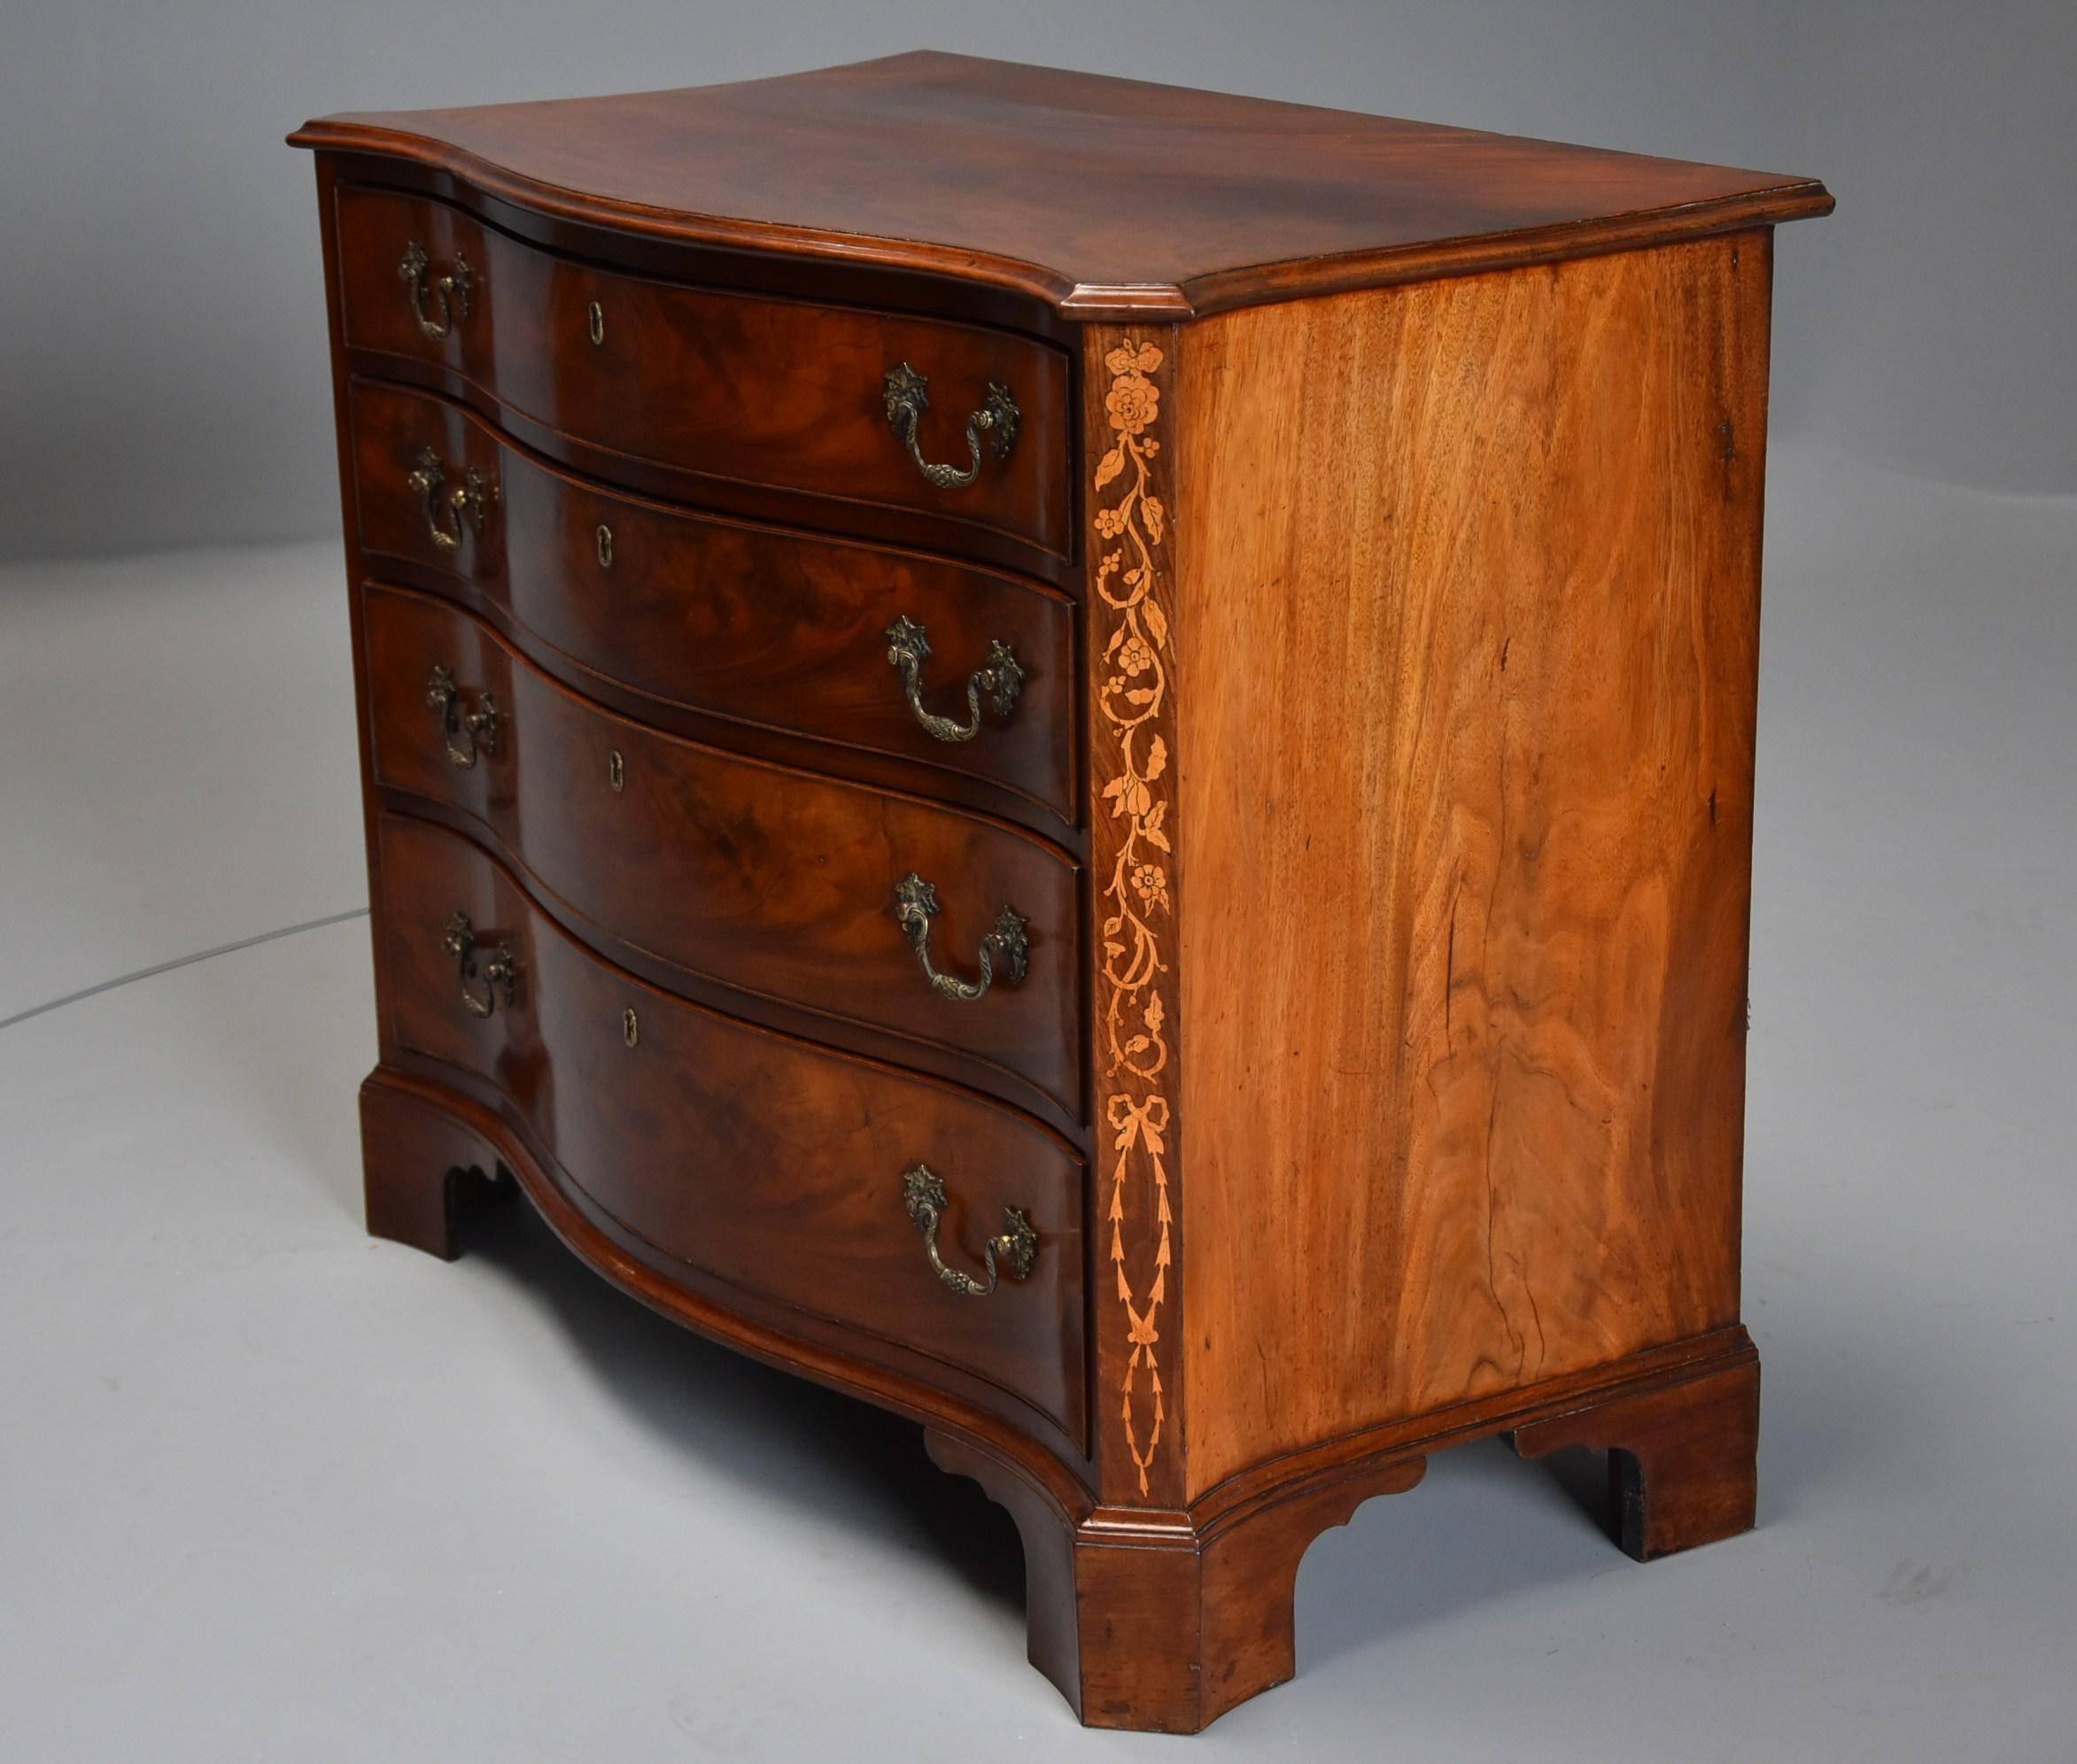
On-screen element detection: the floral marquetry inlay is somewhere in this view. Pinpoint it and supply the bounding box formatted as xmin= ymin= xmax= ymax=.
xmin=1092 ymin=336 xmax=1177 ymax=1499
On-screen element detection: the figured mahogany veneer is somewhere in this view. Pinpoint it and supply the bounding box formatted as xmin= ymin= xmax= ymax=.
xmin=377 ymin=813 xmax=1088 ymax=1447
xmin=335 ymin=184 xmax=1073 ymax=560
xmin=298 ymin=52 xmax=1829 ymax=1734
xmin=361 ymin=583 xmax=1082 ymax=1122
xmin=349 ymin=381 xmax=1076 ymax=825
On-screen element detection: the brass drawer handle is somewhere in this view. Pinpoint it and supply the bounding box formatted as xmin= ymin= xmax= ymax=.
xmin=893 ymin=873 xmax=1027 ymax=1002
xmin=441 ymin=911 xmax=518 ymax=1018
xmin=398 ymin=241 xmax=471 ymax=339
xmin=882 ymin=363 xmax=1019 ymax=489
xmin=425 ymin=665 xmax=500 ymax=769
xmin=884 ymin=616 xmax=1024 ymax=743
xmin=902 ymin=1164 xmax=1036 ymax=1298
xmin=406 ymin=447 xmax=497 ymax=553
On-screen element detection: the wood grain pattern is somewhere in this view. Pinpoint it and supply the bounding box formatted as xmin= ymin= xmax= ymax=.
xmin=1083 ymin=328 xmax=1185 ymax=1506
xmin=376 ymin=813 xmax=1087 ymax=1443
xmin=349 ymin=381 xmax=1078 ymax=824
xmin=293 ymin=51 xmax=1832 ymax=318
xmin=1174 ymin=234 xmax=1771 ymax=1497
xmin=334 ymin=182 xmax=1073 ymax=559
xmin=362 ymin=584 xmax=1083 ymax=1120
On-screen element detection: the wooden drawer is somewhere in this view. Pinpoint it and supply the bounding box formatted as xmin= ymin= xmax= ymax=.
xmin=364 ymin=584 xmax=1082 ymax=1118
xmin=349 ymin=380 xmax=1075 ymax=824
xmin=335 ymin=185 xmax=1071 ymax=558
xmin=376 ymin=813 xmax=1085 ymax=1443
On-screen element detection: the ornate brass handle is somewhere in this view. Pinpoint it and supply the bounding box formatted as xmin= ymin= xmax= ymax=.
xmin=442 ymin=911 xmax=517 ymax=1018
xmin=893 ymin=873 xmax=1027 ymax=1002
xmin=902 ymin=1164 xmax=1037 ymax=1298
xmin=425 ymin=665 xmax=500 ymax=769
xmin=884 ymin=615 xmax=1024 ymax=743
xmin=882 ymin=363 xmax=1019 ymax=489
xmin=398 ymin=241 xmax=472 ymax=339
xmin=406 ymin=447 xmax=496 ymax=553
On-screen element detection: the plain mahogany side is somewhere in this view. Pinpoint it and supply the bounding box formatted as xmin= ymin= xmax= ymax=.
xmin=334 ymin=183 xmax=1073 ymax=560
xmin=349 ymin=381 xmax=1078 ymax=824
xmin=1172 ymin=233 xmax=1770 ymax=1497
xmin=362 ymin=584 xmax=1084 ymax=1123
xmin=375 ymin=813 xmax=1088 ymax=1445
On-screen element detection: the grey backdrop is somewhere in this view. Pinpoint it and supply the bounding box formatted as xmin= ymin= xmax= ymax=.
xmin=2 ymin=0 xmax=2073 ymax=563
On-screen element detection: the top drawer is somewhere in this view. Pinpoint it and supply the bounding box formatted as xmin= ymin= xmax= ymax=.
xmin=334 ymin=186 xmax=1073 ymax=560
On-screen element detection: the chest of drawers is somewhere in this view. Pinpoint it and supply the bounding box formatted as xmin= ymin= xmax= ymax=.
xmin=293 ymin=52 xmax=1829 ymax=1732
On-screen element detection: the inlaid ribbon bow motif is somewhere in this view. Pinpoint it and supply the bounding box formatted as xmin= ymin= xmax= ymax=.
xmin=1093 ymin=337 xmax=1174 ymax=1497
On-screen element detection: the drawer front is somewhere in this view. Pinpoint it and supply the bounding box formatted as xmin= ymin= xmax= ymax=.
xmin=365 ymin=584 xmax=1082 ymax=1118
xmin=336 ymin=186 xmax=1071 ymax=557
xmin=350 ymin=381 xmax=1075 ymax=823
xmin=377 ymin=814 xmax=1085 ymax=1442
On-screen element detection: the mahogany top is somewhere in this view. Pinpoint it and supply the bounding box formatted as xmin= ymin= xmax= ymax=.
xmin=292 ymin=50 xmax=1833 ymax=319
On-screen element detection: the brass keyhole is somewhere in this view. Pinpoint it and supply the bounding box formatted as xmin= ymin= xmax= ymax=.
xmin=608 ymin=749 xmax=624 ymax=793
xmin=587 ymin=301 xmax=605 ymax=345
xmin=595 ymin=523 xmax=614 ymax=569
xmin=623 ymin=1007 xmax=639 ymax=1048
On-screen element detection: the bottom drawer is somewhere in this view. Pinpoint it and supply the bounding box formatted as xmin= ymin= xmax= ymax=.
xmin=376 ymin=812 xmax=1086 ymax=1443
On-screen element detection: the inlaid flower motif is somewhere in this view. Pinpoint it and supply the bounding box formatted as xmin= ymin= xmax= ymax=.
xmin=1112 ymin=775 xmax=1154 ymax=818
xmin=1093 ymin=331 xmax=1174 ymax=1501
xmin=1104 ymin=339 xmax=1165 ymax=379
xmin=1106 ymin=371 xmax=1160 ymax=437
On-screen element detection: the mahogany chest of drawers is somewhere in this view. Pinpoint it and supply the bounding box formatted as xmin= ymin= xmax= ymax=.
xmin=292 ymin=52 xmax=1830 ymax=1732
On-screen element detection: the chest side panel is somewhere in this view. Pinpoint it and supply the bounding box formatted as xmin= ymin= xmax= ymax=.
xmin=1174 ymin=235 xmax=1772 ymax=1497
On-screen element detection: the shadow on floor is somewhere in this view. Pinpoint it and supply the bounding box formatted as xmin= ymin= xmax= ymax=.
xmin=440 ymin=1182 xmax=1807 ymax=1692
xmin=455 ymin=1188 xmax=1027 ymax=1618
